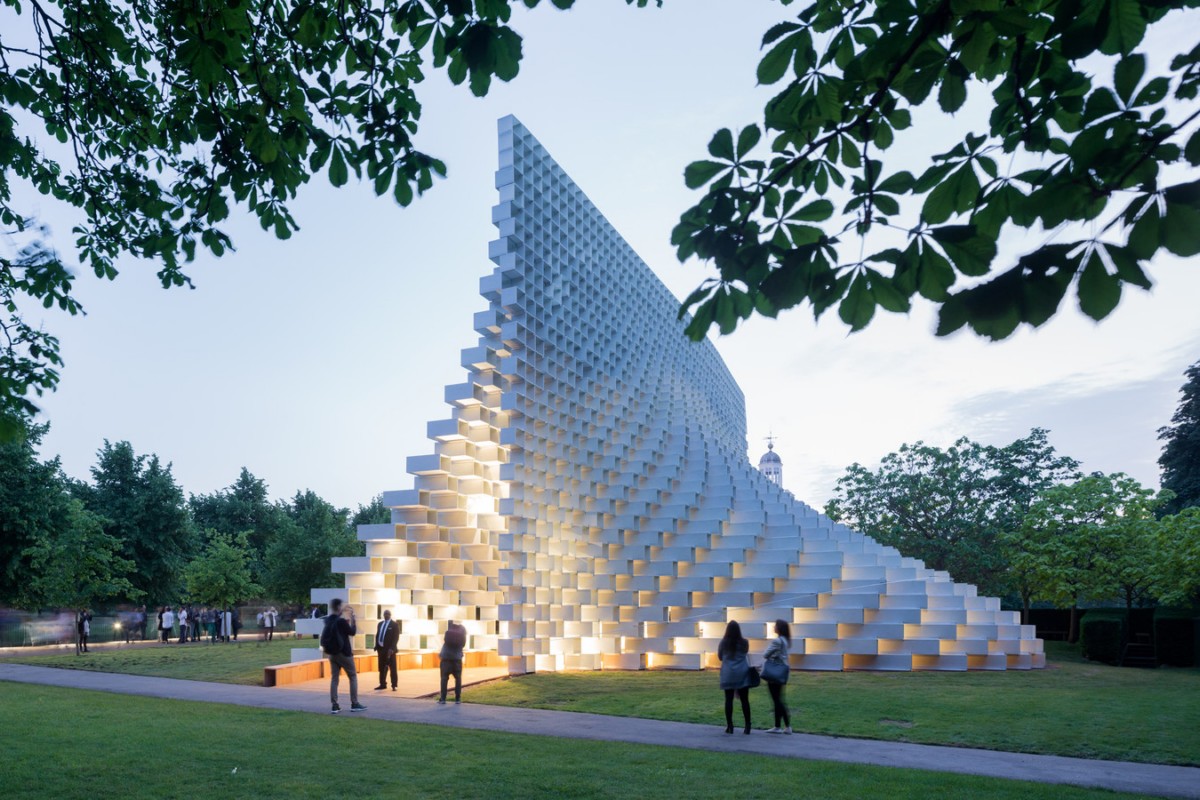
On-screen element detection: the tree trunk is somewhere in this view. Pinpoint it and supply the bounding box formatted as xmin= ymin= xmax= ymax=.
xmin=1021 ymin=591 xmax=1032 ymax=627
xmin=1068 ymin=605 xmax=1080 ymax=644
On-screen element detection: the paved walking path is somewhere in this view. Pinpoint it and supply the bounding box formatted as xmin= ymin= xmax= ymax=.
xmin=2 ymin=663 xmax=1197 ymax=799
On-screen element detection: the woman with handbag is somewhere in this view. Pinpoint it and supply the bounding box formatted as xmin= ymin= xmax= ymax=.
xmin=718 ymin=620 xmax=756 ymax=735
xmin=762 ymin=619 xmax=792 ymax=734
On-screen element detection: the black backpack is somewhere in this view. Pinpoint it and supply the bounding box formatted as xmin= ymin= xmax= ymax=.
xmin=320 ymin=615 xmax=342 ymax=655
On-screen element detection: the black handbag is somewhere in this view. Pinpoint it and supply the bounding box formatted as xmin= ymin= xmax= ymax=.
xmin=746 ymin=665 xmax=762 ymax=688
xmin=762 ymin=658 xmax=790 ymax=684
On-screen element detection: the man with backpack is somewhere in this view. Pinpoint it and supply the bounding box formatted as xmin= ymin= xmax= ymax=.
xmin=321 ymin=598 xmax=365 ymax=715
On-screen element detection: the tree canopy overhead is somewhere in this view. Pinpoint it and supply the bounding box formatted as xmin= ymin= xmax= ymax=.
xmin=0 ymin=0 xmax=657 ymax=430
xmin=6 ymin=0 xmax=1197 ymax=438
xmin=677 ymin=0 xmax=1200 ymax=342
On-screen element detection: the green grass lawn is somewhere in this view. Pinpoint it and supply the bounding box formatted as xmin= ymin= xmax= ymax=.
xmin=6 ymin=637 xmax=304 ymax=685
xmin=10 ymin=639 xmax=1197 ymax=767
xmin=4 ymin=683 xmax=1156 ymax=800
xmin=465 ymin=643 xmax=1200 ymax=766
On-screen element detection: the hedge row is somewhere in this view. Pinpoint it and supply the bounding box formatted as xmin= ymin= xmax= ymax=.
xmin=1072 ymin=608 xmax=1197 ymax=667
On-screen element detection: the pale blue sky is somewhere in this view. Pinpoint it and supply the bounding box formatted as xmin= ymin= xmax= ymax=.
xmin=18 ymin=1 xmax=1200 ymax=511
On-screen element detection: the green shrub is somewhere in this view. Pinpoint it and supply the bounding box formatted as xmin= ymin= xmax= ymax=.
xmin=1154 ymin=608 xmax=1197 ymax=667
xmin=1080 ymin=613 xmax=1126 ymax=665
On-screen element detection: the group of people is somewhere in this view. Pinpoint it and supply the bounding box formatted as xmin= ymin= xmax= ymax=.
xmin=119 ymin=607 xmax=148 ymax=642
xmin=155 ymin=606 xmax=240 ymax=643
xmin=718 ymin=619 xmax=793 ymax=735
xmin=321 ymin=599 xmax=468 ymax=714
xmin=320 ymin=601 xmax=794 ymax=731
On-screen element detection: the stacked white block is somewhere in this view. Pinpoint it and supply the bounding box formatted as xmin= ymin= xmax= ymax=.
xmin=309 ymin=116 xmax=1044 ymax=672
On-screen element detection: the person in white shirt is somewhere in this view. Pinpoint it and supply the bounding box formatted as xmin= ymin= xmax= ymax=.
xmin=161 ymin=607 xmax=175 ymax=643
xmin=177 ymin=607 xmax=189 ymax=643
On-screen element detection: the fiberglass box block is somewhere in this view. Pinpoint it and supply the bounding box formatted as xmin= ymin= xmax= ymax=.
xmin=913 ymin=653 xmax=969 ymax=671
xmin=845 ymin=653 xmax=912 ymax=671
xmin=792 ymin=653 xmax=845 ymax=671
xmin=968 ymin=653 xmax=1010 ymax=670
xmin=331 ymin=557 xmax=372 ymax=573
xmin=1006 ymin=653 xmax=1035 ymax=670
xmin=356 ymin=523 xmax=395 ymax=541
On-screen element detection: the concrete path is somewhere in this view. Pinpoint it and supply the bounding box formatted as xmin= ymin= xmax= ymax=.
xmin=2 ymin=663 xmax=1197 ymax=799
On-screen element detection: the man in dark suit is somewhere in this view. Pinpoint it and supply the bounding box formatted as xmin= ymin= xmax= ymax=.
xmin=374 ymin=609 xmax=400 ymax=691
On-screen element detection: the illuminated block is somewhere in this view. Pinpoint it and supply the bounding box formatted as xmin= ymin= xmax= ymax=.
xmin=968 ymin=653 xmax=1009 ymax=670
xmin=913 ymin=654 xmax=968 ymax=671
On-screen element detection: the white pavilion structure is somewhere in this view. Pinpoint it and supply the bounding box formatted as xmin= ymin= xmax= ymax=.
xmin=297 ymin=117 xmax=1044 ymax=674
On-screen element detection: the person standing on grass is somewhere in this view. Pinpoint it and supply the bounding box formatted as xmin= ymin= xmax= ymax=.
xmin=437 ymin=620 xmax=467 ymax=704
xmin=264 ymin=607 xmax=278 ymax=641
xmin=136 ymin=606 xmax=147 ymax=641
xmin=76 ymin=609 xmax=91 ymax=654
xmin=374 ymin=609 xmax=400 ymax=692
xmin=161 ymin=606 xmax=175 ymax=643
xmin=762 ymin=619 xmax=792 ymax=735
xmin=322 ymin=598 xmax=365 ymax=714
xmin=177 ymin=606 xmax=189 ymax=643
xmin=718 ymin=620 xmax=754 ymax=735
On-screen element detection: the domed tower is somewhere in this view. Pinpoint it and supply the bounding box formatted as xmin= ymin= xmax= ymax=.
xmin=758 ymin=436 xmax=783 ymax=486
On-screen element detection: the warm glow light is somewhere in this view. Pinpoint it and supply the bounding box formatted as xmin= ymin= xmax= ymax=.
xmin=466 ymin=494 xmax=494 ymax=515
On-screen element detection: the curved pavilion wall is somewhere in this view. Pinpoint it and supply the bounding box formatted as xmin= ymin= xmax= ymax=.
xmin=303 ymin=116 xmax=1044 ymax=673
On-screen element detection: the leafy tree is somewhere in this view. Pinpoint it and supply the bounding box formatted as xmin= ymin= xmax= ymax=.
xmin=1147 ymin=506 xmax=1200 ymax=607
xmin=678 ymin=0 xmax=1200 ymax=342
xmin=263 ymin=489 xmax=359 ymax=607
xmin=18 ymin=497 xmax=138 ymax=612
xmin=76 ymin=441 xmax=196 ymax=604
xmin=0 ymin=414 xmax=66 ymax=603
xmin=1159 ymin=359 xmax=1200 ymax=515
xmin=0 ymin=414 xmax=136 ymax=615
xmin=0 ymin=0 xmax=657 ymax=426
xmin=351 ymin=494 xmax=392 ymax=529
xmin=189 ymin=467 xmax=291 ymax=575
xmin=183 ymin=530 xmax=262 ymax=609
xmin=825 ymin=428 xmax=1078 ymax=597
xmin=1008 ymin=473 xmax=1158 ymax=641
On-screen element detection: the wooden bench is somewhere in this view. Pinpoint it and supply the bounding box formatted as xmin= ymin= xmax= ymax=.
xmin=263 ymin=653 xmax=378 ymax=687
xmin=264 ymin=650 xmax=502 ymax=686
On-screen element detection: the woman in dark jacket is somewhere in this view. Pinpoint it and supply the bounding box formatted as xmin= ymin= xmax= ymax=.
xmin=762 ymin=619 xmax=792 ymax=734
xmin=718 ymin=620 xmax=753 ymax=734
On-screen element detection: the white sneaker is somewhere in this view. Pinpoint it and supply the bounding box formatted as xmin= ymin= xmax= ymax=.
xmin=767 ymin=727 xmax=783 ymax=734
xmin=784 ymin=727 xmax=793 ymax=734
